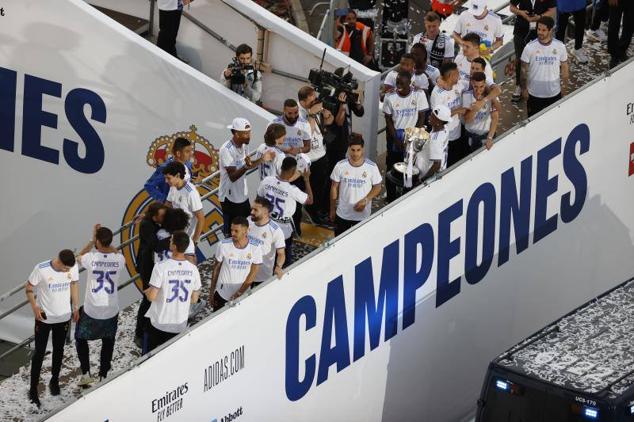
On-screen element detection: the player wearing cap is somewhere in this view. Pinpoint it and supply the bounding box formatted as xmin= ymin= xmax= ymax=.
xmin=520 ymin=16 xmax=569 ymax=117
xmin=74 ymin=225 xmax=126 ymax=386
xmin=144 ymin=137 xmax=195 ymax=202
xmin=163 ymin=161 xmax=204 ymax=249
xmin=210 ymin=217 xmax=262 ymax=310
xmin=143 ymin=231 xmax=201 ymax=353
xmin=463 ymin=72 xmax=500 ymax=152
xmin=272 ymin=99 xmax=311 ymax=157
xmin=219 ymin=117 xmax=257 ymax=237
xmin=329 ymin=134 xmax=382 ymax=236
xmin=453 ymin=0 xmax=504 ymax=57
xmin=248 ymin=196 xmax=286 ymax=287
xmin=415 ymin=105 xmax=452 ymax=183
xmin=26 ymin=249 xmax=80 ymax=407
xmin=257 ymin=157 xmax=313 ymax=266
xmin=384 ymin=70 xmax=429 ymax=203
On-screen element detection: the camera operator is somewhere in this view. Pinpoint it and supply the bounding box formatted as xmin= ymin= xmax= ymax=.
xmin=221 ymin=44 xmax=262 ymax=104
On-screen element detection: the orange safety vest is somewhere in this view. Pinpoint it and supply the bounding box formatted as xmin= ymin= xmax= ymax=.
xmin=336 ymin=22 xmax=371 ymax=56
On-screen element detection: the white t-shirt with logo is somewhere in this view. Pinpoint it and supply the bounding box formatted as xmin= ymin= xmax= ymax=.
xmin=80 ymin=252 xmax=126 ymax=320
xmin=214 ymin=239 xmax=263 ymax=300
xmin=453 ymin=11 xmax=504 ymax=51
xmin=415 ymin=128 xmax=450 ymax=177
xmin=462 ymin=90 xmax=494 ymax=135
xmin=146 ymin=258 xmax=201 ymax=333
xmin=257 ymin=176 xmax=308 ymax=238
xmin=521 ymin=38 xmax=568 ymax=98
xmin=154 ymin=229 xmax=196 ymax=264
xmin=454 ymin=53 xmax=494 ymax=85
xmin=248 ymin=217 xmax=286 ymax=282
xmin=300 ymin=107 xmax=326 ymax=162
xmin=431 ymin=80 xmax=470 ymax=141
xmin=383 ymin=90 xmax=429 ymax=130
xmin=411 ymin=32 xmax=456 ymax=61
xmin=28 ymin=261 xmax=79 ymax=324
xmin=331 ymin=159 xmax=383 ymax=221
xmin=167 ymin=181 xmax=203 ymax=236
xmin=158 ymin=0 xmax=182 ymax=11
xmin=254 ymin=144 xmax=285 ymax=181
xmin=219 ymin=140 xmax=249 ymax=203
xmin=272 ymin=116 xmax=311 ymax=156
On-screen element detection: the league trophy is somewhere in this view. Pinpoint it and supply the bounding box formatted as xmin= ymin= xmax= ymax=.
xmin=388 ymin=126 xmax=430 ymax=191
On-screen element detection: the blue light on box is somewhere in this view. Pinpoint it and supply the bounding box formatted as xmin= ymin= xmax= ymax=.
xmin=583 ymin=407 xmax=598 ymax=419
xmin=495 ymin=380 xmax=509 ymax=391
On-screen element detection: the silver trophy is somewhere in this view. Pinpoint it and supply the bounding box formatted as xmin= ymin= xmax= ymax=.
xmin=392 ymin=126 xmax=430 ymax=178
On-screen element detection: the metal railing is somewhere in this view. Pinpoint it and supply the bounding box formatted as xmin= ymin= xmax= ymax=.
xmin=0 ymin=161 xmax=257 ymax=362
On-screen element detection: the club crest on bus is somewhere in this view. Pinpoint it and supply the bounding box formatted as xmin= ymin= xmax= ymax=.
xmin=119 ymin=125 xmax=225 ymax=290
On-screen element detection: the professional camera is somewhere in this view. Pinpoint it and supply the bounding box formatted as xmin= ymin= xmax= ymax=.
xmin=307 ymin=50 xmax=360 ymax=114
xmin=228 ymin=57 xmax=256 ymax=86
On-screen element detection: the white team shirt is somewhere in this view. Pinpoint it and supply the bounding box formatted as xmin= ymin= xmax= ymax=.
xmin=454 ymin=53 xmax=494 ymax=85
xmin=412 ymin=32 xmax=456 ymax=62
xmin=80 ymin=252 xmax=126 ymax=320
xmin=272 ymin=116 xmax=311 ymax=156
xmin=154 ymin=229 xmax=196 ymax=263
xmin=383 ymin=90 xmax=429 ymax=130
xmin=331 ymin=159 xmax=382 ymax=221
xmin=299 ymin=106 xmax=326 ymax=162
xmin=520 ymin=38 xmax=568 ymax=98
xmin=462 ymin=90 xmax=494 ymax=135
xmin=146 ymin=258 xmax=201 ymax=333
xmin=257 ymin=176 xmax=308 ymax=239
xmin=219 ymin=139 xmax=249 ymax=203
xmin=384 ymin=66 xmax=440 ymax=93
xmin=453 ymin=11 xmax=504 ymax=51
xmin=254 ymin=144 xmax=285 ymax=181
xmin=248 ymin=217 xmax=286 ymax=282
xmin=415 ymin=128 xmax=450 ymax=177
xmin=214 ymin=239 xmax=263 ymax=300
xmin=430 ymin=80 xmax=470 ymax=141
xmin=28 ymin=261 xmax=79 ymax=324
xmin=167 ymin=181 xmax=203 ymax=236
xmin=158 ymin=0 xmax=182 ymax=11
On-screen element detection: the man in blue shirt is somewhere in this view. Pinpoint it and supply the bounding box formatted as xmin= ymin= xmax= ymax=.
xmin=144 ymin=137 xmax=194 ymax=202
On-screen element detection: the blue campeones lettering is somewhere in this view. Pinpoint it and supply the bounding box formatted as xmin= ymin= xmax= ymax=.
xmin=284 ymin=123 xmax=590 ymax=401
xmin=0 ymin=67 xmax=106 ymax=174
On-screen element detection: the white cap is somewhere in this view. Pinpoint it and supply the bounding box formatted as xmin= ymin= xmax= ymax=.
xmin=468 ymin=0 xmax=487 ymax=15
xmin=227 ymin=117 xmax=252 ymax=131
xmin=432 ymin=105 xmax=452 ymax=123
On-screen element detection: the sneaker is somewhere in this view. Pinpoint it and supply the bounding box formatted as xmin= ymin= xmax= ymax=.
xmin=572 ymin=48 xmax=589 ymax=64
xmin=586 ymin=28 xmax=607 ymax=42
xmin=78 ymin=373 xmax=95 ymax=387
xmin=49 ymin=379 xmax=60 ymax=396
xmin=511 ymin=85 xmax=522 ymax=102
xmin=29 ymin=389 xmax=41 ymax=408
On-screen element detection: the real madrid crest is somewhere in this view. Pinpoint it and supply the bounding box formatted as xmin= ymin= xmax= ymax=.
xmin=262 ymin=232 xmax=267 ymax=239
xmin=553 ymin=49 xmax=557 ymax=54
xmin=362 ymin=171 xmax=367 ymax=178
xmin=247 ymin=253 xmax=252 ymax=259
xmin=484 ymin=25 xmax=489 ymax=31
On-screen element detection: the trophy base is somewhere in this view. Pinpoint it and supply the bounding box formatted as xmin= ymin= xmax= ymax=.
xmin=392 ymin=162 xmax=420 ymax=176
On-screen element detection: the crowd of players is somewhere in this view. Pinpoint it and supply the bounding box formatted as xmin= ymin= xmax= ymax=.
xmin=23 ymin=0 xmax=633 ymax=408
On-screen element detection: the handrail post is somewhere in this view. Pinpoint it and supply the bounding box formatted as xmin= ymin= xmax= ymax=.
xmin=149 ymin=0 xmax=156 ymax=38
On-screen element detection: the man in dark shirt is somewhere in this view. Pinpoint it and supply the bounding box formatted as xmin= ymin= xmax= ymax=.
xmin=134 ymin=202 xmax=167 ymax=347
xmin=510 ymin=0 xmax=556 ymax=102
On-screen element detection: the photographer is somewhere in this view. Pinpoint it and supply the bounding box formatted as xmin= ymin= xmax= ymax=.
xmin=221 ymin=44 xmax=262 ymax=104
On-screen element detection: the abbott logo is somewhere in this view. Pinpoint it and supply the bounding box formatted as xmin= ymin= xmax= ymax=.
xmin=213 ymin=406 xmax=243 ymax=422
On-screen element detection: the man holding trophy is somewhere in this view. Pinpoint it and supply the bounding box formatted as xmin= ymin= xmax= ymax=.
xmin=383 ymin=70 xmax=428 ymax=203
